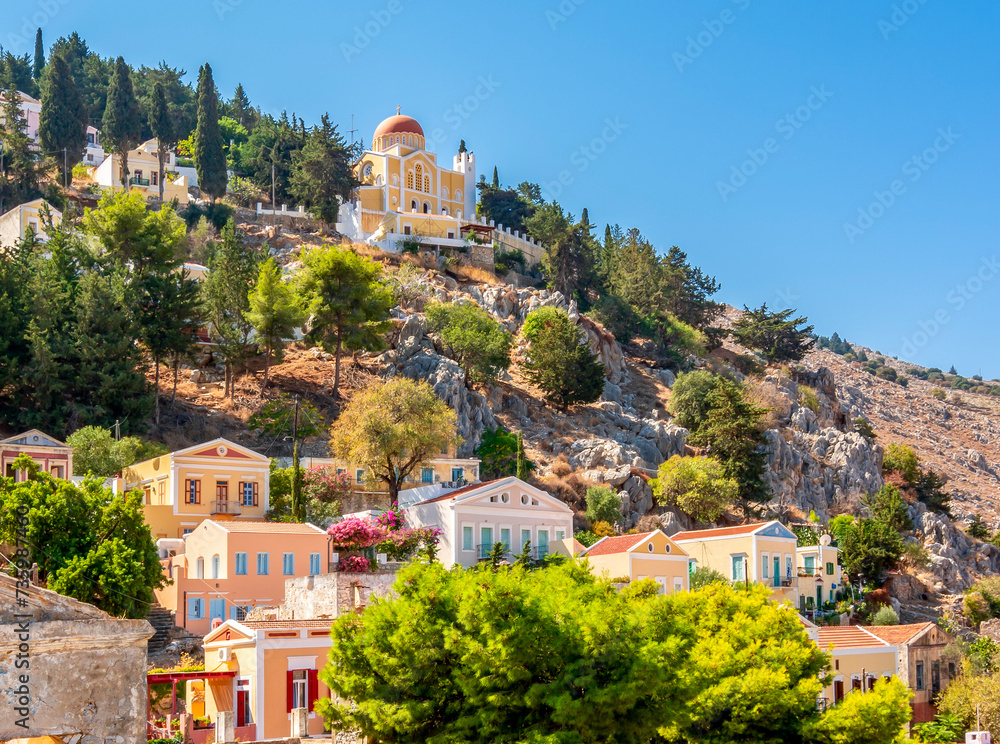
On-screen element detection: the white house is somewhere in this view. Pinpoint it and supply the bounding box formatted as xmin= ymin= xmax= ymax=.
xmin=93 ymin=138 xmax=189 ymax=203
xmin=83 ymin=126 xmax=106 ymax=166
xmin=404 ymin=476 xmax=575 ymax=568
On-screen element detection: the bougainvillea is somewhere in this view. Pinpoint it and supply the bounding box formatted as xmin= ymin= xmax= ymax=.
xmin=376 ymin=503 xmax=405 ymax=531
xmin=340 ymin=555 xmax=371 ymax=573
xmin=327 ymin=517 xmax=387 ymax=549
xmin=375 ymin=527 xmax=442 ymax=561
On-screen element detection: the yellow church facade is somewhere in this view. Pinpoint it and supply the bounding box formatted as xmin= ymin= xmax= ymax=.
xmin=338 ymin=111 xmax=544 ymax=265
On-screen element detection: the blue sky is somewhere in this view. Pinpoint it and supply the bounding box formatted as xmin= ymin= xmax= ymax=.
xmin=7 ymin=0 xmax=999 ymax=376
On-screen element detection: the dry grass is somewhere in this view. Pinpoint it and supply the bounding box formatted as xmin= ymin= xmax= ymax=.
xmin=745 ymin=377 xmax=793 ymax=429
xmin=450 ymin=263 xmax=503 ymax=286
xmin=551 ymin=453 xmax=572 ymax=478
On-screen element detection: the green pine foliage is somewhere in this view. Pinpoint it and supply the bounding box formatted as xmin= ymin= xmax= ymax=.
xmin=38 ymin=51 xmax=88 ymax=185
xmin=147 ymin=81 xmax=176 ymax=202
xmin=194 ymin=63 xmax=227 ymax=200
xmin=475 ymin=427 xmax=533 ymax=480
xmin=289 ymin=113 xmax=355 ymax=222
xmin=102 ymin=56 xmax=142 ymax=188
xmin=426 ymin=301 xmax=511 ymax=384
xmin=521 ymin=306 xmax=605 ymax=408
xmin=245 ymin=257 xmax=303 ymax=390
xmin=66 ymin=426 xmax=167 ymax=478
xmin=731 ymin=303 xmax=816 ymax=363
xmin=32 ymin=29 xmax=45 ymax=80
xmin=0 ymin=68 xmax=43 ymax=208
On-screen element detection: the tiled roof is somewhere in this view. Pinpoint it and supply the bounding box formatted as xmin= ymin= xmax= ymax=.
xmin=583 ymin=532 xmax=656 ymax=557
xmin=861 ymin=623 xmax=933 ymax=645
xmin=815 ymin=626 xmax=890 ymax=649
xmin=672 ymin=522 xmax=771 ymax=541
xmin=417 ymin=479 xmax=499 ymax=504
xmin=241 ymin=619 xmax=334 ymax=629
xmin=214 ymin=521 xmax=326 ymax=534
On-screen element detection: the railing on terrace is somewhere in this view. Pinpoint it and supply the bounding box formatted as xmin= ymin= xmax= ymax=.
xmin=130 ymin=177 xmax=150 ymax=186
xmin=211 ymin=500 xmax=241 ymax=516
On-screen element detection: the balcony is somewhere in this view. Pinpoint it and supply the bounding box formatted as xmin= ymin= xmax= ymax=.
xmin=130 ymin=176 xmax=150 ymax=186
xmin=211 ymin=500 xmax=241 ymax=516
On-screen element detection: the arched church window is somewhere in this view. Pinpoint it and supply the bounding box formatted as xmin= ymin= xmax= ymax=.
xmin=423 ymin=202 xmax=431 ymax=214
xmin=407 ymin=171 xmax=414 ymax=189
xmin=424 ymin=175 xmax=430 ymax=192
xmin=415 ymin=164 xmax=423 ymax=192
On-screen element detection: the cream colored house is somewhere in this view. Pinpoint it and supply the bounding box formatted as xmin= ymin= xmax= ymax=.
xmin=797 ymin=538 xmax=844 ymax=613
xmin=93 ymin=138 xmax=189 ymax=203
xmin=403 ymin=476 xmax=574 ymax=568
xmin=803 ymin=622 xmax=898 ymax=708
xmin=124 ymin=438 xmax=271 ymax=539
xmin=673 ymin=521 xmax=799 ymax=606
xmin=580 ymin=529 xmax=690 ymax=594
xmin=0 ymin=198 xmax=62 ymax=247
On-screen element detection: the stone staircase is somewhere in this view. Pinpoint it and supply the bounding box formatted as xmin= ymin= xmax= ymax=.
xmin=146 ymin=603 xmax=177 ymax=654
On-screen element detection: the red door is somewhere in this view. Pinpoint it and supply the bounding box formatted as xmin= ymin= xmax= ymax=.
xmin=236 ymin=689 xmax=250 ymax=726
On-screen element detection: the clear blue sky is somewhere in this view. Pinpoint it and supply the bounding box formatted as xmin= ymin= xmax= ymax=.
xmin=8 ymin=0 xmax=1000 ymax=377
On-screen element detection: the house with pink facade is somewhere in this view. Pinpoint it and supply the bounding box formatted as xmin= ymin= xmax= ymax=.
xmin=403 ymin=476 xmax=575 ymax=568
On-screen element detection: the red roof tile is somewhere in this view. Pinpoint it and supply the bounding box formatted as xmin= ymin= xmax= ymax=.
xmin=816 ymin=626 xmax=890 ymax=649
xmin=861 ymin=623 xmax=933 ymax=645
xmin=584 ymin=531 xmax=656 ymax=557
xmin=672 ymin=522 xmax=772 ymax=542
xmin=213 ymin=521 xmax=326 ymax=535
xmin=241 ymin=619 xmax=334 ymax=629
xmin=415 ymin=479 xmax=500 ymax=504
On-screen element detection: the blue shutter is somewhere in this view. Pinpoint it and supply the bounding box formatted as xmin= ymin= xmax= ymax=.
xmin=229 ymin=605 xmax=239 ymax=620
xmin=210 ymin=598 xmax=225 ymax=623
xmin=310 ymin=553 xmax=321 ymax=575
xmin=188 ymin=597 xmax=199 ymax=620
xmin=257 ymin=552 xmax=268 ymax=575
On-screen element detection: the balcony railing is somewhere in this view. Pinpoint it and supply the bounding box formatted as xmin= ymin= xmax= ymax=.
xmin=211 ymin=500 xmax=241 ymax=515
xmin=130 ymin=176 xmax=150 ymax=186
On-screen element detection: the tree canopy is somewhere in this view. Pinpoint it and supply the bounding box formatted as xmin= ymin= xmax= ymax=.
xmin=521 ymin=306 xmax=605 ymax=408
xmin=653 ymin=454 xmax=738 ymax=523
xmin=426 ymin=301 xmax=511 ymax=385
xmin=731 ymin=304 xmax=816 ymax=364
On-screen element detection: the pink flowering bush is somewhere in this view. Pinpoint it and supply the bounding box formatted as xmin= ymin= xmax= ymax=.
xmin=376 ymin=503 xmax=405 ymax=530
xmin=340 ymin=555 xmax=371 ymax=573
xmin=327 ymin=517 xmax=387 ymax=549
xmin=375 ymin=526 xmax=442 ymax=561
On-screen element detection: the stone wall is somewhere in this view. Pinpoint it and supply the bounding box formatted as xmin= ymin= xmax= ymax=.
xmin=266 ymin=566 xmax=403 ymax=621
xmin=0 ymin=574 xmax=154 ymax=744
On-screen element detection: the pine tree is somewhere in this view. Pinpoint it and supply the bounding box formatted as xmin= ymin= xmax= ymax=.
xmin=38 ymin=51 xmax=88 ymax=186
xmin=147 ymin=81 xmax=175 ymax=202
xmin=458 ymin=139 xmax=467 ymax=154
xmin=521 ymin=306 xmax=605 ymax=409
xmin=245 ymin=257 xmax=303 ymax=390
xmin=102 ymin=57 xmax=141 ymax=189
xmin=32 ymin=29 xmax=45 ymax=80
xmin=289 ymin=114 xmax=355 ymax=223
xmin=0 ymin=71 xmax=42 ymax=210
xmin=731 ymin=304 xmax=815 ymax=364
xmin=228 ymin=83 xmax=253 ymax=128
xmin=195 ymin=63 xmax=227 ymax=200
xmin=491 ymin=165 xmax=499 ymax=189
xmin=581 ymin=207 xmax=590 ymax=231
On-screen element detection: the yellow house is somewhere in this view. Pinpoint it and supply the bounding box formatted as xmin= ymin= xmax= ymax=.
xmin=124 ymin=438 xmax=271 ymax=539
xmin=93 ymin=138 xmax=189 ymax=203
xmin=202 ymin=618 xmax=333 ymax=740
xmin=804 ymin=622 xmax=898 ymax=708
xmin=337 ymin=111 xmax=544 ymax=265
xmin=673 ymin=521 xmax=799 ymax=606
xmin=580 ymin=530 xmax=690 ymax=594
xmin=0 ymin=198 xmax=62 ymax=247
xmin=797 ymin=537 xmax=844 ymax=613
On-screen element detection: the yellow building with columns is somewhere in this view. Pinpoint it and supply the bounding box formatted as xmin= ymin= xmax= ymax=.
xmin=338 ymin=110 xmax=544 ymax=264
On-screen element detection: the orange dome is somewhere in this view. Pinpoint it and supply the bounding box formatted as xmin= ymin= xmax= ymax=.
xmin=373 ymin=114 xmax=424 ymax=138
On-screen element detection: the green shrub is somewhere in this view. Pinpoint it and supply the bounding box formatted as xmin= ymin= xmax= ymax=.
xmin=591 ymin=295 xmax=641 ymax=344
xmin=883 ymin=442 xmax=920 ymax=484
xmin=521 ymin=306 xmax=605 ymax=408
xmin=798 ymin=386 xmax=820 ymax=414
xmin=870 ymin=605 xmax=900 ymax=625
xmin=853 ymin=417 xmax=877 ymax=441
xmin=930 ymin=387 xmax=947 ymax=400
xmin=968 ymin=514 xmax=991 ymax=540
xmin=585 ymin=486 xmax=622 ymax=526
xmin=667 ymin=370 xmax=720 ymax=430
xmin=689 ymin=565 xmax=729 ymax=590
xmin=652 ymin=455 xmax=737 ymax=523
xmin=574 ymin=530 xmax=599 ymax=548
xmin=426 ymin=301 xmax=511 ymax=384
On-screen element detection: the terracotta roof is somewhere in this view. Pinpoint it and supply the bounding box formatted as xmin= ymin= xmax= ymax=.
xmin=213 ymin=521 xmax=326 ymax=535
xmin=672 ymin=522 xmax=772 ymax=541
xmin=861 ymin=623 xmax=933 ymax=645
xmin=417 ymin=479 xmax=499 ymax=505
xmin=241 ymin=619 xmax=334 ymax=629
xmin=815 ymin=626 xmax=890 ymax=649
xmin=374 ymin=114 xmax=424 ymax=137
xmin=584 ymin=532 xmax=656 ymax=557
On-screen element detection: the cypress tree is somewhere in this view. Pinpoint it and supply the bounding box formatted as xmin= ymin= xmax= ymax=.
xmin=581 ymin=207 xmax=590 ymax=230
xmin=195 ymin=63 xmax=227 ymax=201
xmin=458 ymin=139 xmax=467 ymax=154
xmin=102 ymin=57 xmax=141 ymax=189
xmin=148 ymin=81 xmax=175 ymax=202
xmin=32 ymin=29 xmax=45 ymax=80
xmin=38 ymin=52 xmax=88 ymax=186
xmin=491 ymin=165 xmax=499 ymax=189
xmin=516 ymin=432 xmax=528 ymax=481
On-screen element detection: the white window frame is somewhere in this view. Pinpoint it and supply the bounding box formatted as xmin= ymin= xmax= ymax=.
xmin=500 ymin=526 xmax=511 ymax=551
xmin=234 ymin=552 xmax=247 ymax=575
xmin=309 ymin=553 xmax=321 ymax=576
xmin=257 ymin=552 xmax=269 ymax=575
xmin=211 ymin=555 xmax=220 ymax=579
xmin=283 ymin=552 xmax=294 ymax=576
xmin=731 ymin=554 xmax=745 ymax=582
xmin=196 ymin=557 xmax=204 ymax=580
xmin=761 ymin=552 xmax=769 ymax=580
xmin=461 ymin=525 xmax=473 ymax=552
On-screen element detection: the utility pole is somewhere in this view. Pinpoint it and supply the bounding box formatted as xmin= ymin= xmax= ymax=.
xmin=63 ymin=147 xmax=67 ymax=190
xmin=114 ymin=419 xmax=120 ymax=441
xmin=291 ymin=395 xmax=302 ymax=522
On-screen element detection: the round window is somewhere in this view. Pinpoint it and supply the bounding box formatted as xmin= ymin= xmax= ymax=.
xmin=217 ymin=445 xmax=227 ymax=456
xmin=665 ymin=544 xmax=671 ymax=553
xmin=647 ymin=543 xmax=654 ymax=553
xmin=521 ymin=494 xmax=529 ymax=505
xmin=501 ymin=493 xmax=509 ymax=504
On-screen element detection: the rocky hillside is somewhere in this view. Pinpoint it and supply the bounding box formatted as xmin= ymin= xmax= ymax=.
xmin=153 ymin=237 xmax=1000 ymax=617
